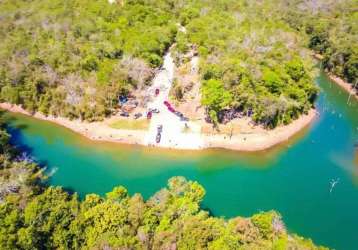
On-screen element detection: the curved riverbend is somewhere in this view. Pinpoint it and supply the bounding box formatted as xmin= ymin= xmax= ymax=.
xmin=2 ymin=72 xmax=358 ymax=250
xmin=0 ymin=52 xmax=317 ymax=152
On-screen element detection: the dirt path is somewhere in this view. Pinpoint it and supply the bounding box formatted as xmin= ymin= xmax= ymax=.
xmin=144 ymin=52 xmax=204 ymax=149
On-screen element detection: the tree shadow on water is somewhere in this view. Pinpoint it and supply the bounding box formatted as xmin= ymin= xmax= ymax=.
xmin=1 ymin=111 xmax=79 ymax=197
xmin=5 ymin=123 xmax=59 ymax=185
xmin=62 ymin=186 xmax=78 ymax=197
xmin=6 ymin=124 xmax=31 ymax=152
xmin=200 ymin=203 xmax=216 ymax=217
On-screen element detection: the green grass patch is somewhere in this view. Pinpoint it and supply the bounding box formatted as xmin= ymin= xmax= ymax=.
xmin=109 ymin=119 xmax=149 ymax=130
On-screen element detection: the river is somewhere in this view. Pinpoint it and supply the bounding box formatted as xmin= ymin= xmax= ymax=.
xmin=2 ymin=72 xmax=358 ymax=250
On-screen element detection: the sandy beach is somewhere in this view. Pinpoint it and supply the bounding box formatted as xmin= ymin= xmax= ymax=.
xmin=313 ymin=53 xmax=357 ymax=101
xmin=0 ymin=102 xmax=147 ymax=145
xmin=202 ymin=109 xmax=317 ymax=151
xmin=327 ymin=74 xmax=358 ymax=101
xmin=0 ymin=102 xmax=317 ymax=152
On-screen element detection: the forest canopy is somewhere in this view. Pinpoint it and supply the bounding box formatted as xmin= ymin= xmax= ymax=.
xmin=277 ymin=0 xmax=357 ymax=85
xmin=0 ymin=0 xmax=177 ymax=121
xmin=174 ymin=1 xmax=318 ymax=127
xmin=0 ymin=0 xmax=356 ymax=127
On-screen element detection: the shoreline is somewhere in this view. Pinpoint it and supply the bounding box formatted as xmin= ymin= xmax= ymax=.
xmin=313 ymin=53 xmax=358 ymax=101
xmin=327 ymin=74 xmax=358 ymax=101
xmin=0 ymin=103 xmax=146 ymax=146
xmin=202 ymin=109 xmax=317 ymax=151
xmin=0 ymin=102 xmax=317 ymax=152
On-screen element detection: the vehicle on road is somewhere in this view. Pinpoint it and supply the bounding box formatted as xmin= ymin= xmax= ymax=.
xmin=163 ymin=101 xmax=170 ymax=107
xmin=156 ymin=133 xmax=161 ymax=143
xmin=155 ymin=88 xmax=160 ymax=96
xmin=134 ymin=113 xmax=142 ymax=119
xmin=180 ymin=116 xmax=189 ymax=122
xmin=147 ymin=111 xmax=152 ymax=120
xmin=156 ymin=124 xmax=163 ymax=143
xmin=150 ymin=108 xmax=160 ymax=114
xmin=172 ymin=110 xmax=188 ymax=121
xmin=120 ymin=112 xmax=129 ymax=117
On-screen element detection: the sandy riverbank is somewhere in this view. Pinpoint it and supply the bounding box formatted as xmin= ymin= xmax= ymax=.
xmin=313 ymin=53 xmax=357 ymax=101
xmin=327 ymin=74 xmax=358 ymax=101
xmin=0 ymin=102 xmax=317 ymax=152
xmin=0 ymin=103 xmax=146 ymax=145
xmin=202 ymin=109 xmax=317 ymax=151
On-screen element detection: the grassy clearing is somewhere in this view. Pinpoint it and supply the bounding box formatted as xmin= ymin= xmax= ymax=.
xmin=109 ymin=119 xmax=149 ymax=130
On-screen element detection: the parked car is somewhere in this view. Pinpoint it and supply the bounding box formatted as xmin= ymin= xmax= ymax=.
xmin=155 ymin=88 xmax=160 ymax=96
xmin=150 ymin=108 xmax=160 ymax=114
xmin=155 ymin=124 xmax=163 ymax=143
xmin=118 ymin=95 xmax=128 ymax=104
xmin=168 ymin=106 xmax=175 ymax=113
xmin=156 ymin=133 xmax=161 ymax=143
xmin=134 ymin=113 xmax=142 ymax=119
xmin=147 ymin=111 xmax=152 ymax=120
xmin=163 ymin=101 xmax=170 ymax=107
xmin=120 ymin=112 xmax=129 ymax=117
xmin=180 ymin=116 xmax=189 ymax=122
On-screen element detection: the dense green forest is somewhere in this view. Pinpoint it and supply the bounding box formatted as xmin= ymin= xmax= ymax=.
xmin=0 ymin=0 xmax=178 ymax=120
xmin=0 ymin=0 xmax=356 ymax=127
xmin=277 ymin=0 xmax=357 ymax=86
xmin=175 ymin=1 xmax=318 ymax=127
xmin=0 ymin=117 xmax=327 ymax=249
xmin=0 ymin=0 xmax=310 ymax=128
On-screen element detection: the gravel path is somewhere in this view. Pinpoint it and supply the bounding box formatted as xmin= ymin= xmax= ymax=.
xmin=144 ymin=53 xmax=204 ymax=149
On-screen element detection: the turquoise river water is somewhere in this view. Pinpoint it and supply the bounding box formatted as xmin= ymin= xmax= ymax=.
xmin=2 ymin=72 xmax=358 ymax=250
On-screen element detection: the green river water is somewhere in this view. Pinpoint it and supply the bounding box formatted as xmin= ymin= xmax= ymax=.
xmin=2 ymin=72 xmax=358 ymax=250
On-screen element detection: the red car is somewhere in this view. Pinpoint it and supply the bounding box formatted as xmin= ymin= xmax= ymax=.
xmin=147 ymin=111 xmax=152 ymax=120
xmin=163 ymin=101 xmax=170 ymax=107
xmin=168 ymin=106 xmax=175 ymax=113
xmin=155 ymin=88 xmax=160 ymax=96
